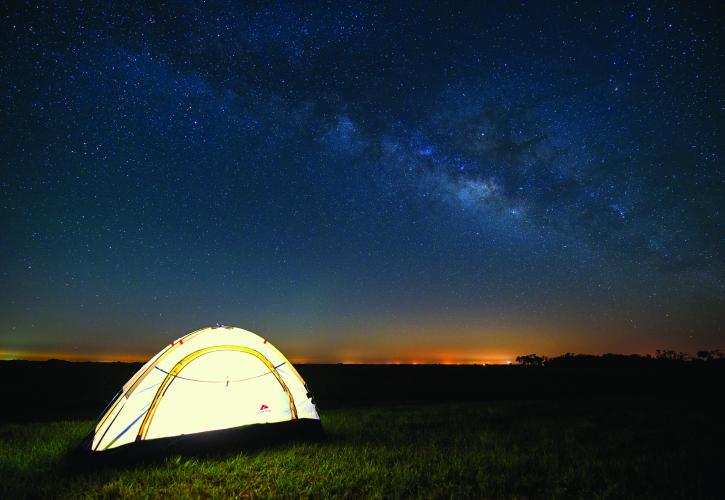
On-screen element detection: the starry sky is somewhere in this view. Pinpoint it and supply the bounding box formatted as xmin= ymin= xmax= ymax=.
xmin=1 ymin=1 xmax=723 ymax=363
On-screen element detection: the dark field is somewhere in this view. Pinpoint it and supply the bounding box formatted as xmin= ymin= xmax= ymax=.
xmin=1 ymin=361 xmax=723 ymax=498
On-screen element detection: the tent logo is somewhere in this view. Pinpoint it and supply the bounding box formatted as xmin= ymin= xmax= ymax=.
xmin=258 ymin=404 xmax=270 ymax=412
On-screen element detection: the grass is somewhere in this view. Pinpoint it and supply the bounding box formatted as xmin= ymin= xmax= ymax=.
xmin=0 ymin=399 xmax=722 ymax=498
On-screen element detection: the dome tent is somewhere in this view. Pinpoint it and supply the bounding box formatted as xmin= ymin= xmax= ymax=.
xmin=87 ymin=325 xmax=321 ymax=454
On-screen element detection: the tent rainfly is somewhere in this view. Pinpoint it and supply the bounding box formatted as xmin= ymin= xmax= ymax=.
xmin=87 ymin=325 xmax=320 ymax=452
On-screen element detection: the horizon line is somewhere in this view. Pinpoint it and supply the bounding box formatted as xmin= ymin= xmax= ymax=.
xmin=1 ymin=349 xmax=702 ymax=365
xmin=0 ymin=352 xmax=514 ymax=365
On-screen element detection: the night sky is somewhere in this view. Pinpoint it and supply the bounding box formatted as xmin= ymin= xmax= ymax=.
xmin=1 ymin=1 xmax=723 ymax=363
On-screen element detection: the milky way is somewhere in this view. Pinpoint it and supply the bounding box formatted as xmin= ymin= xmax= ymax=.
xmin=1 ymin=1 xmax=722 ymax=361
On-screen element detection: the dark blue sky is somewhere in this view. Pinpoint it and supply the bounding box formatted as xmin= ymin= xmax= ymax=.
xmin=1 ymin=1 xmax=723 ymax=362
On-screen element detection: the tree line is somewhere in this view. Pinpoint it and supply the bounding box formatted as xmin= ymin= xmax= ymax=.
xmin=515 ymin=349 xmax=724 ymax=367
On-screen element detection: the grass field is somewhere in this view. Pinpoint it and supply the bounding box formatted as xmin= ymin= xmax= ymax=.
xmin=1 ymin=398 xmax=722 ymax=498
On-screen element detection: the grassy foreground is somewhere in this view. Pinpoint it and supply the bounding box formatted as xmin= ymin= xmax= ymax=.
xmin=0 ymin=399 xmax=721 ymax=498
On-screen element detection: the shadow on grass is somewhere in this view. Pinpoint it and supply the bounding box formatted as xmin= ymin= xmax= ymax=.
xmin=61 ymin=418 xmax=325 ymax=472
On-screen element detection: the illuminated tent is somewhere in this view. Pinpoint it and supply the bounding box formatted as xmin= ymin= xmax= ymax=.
xmin=88 ymin=325 xmax=320 ymax=452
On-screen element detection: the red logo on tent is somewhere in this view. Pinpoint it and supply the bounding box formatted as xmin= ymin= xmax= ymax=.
xmin=259 ymin=404 xmax=269 ymax=411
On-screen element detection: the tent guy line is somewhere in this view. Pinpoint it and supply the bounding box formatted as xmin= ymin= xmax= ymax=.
xmin=152 ymin=362 xmax=286 ymax=384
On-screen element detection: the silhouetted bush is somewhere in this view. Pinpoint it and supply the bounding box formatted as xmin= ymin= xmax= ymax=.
xmin=515 ymin=354 xmax=547 ymax=366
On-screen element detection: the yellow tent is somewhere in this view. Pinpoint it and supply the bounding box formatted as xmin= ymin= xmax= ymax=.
xmin=89 ymin=325 xmax=320 ymax=452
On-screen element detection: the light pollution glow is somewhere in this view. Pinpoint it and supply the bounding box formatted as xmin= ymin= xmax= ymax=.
xmin=0 ymin=349 xmax=515 ymax=365
xmin=0 ymin=317 xmax=684 ymax=365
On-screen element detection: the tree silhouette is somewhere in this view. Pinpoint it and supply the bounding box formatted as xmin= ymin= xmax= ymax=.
xmin=696 ymin=349 xmax=724 ymax=362
xmin=515 ymin=354 xmax=546 ymax=366
xmin=655 ymin=350 xmax=689 ymax=362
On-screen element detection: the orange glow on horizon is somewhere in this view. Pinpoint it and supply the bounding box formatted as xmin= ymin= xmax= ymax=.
xmin=1 ymin=319 xmax=673 ymax=366
xmin=1 ymin=349 xmax=517 ymax=365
